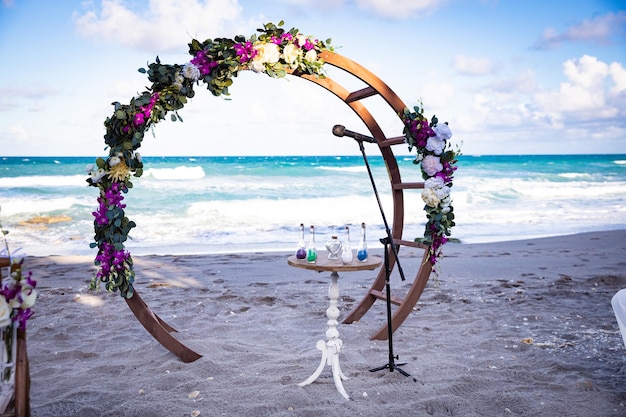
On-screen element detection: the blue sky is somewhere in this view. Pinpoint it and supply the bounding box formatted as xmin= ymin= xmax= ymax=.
xmin=1 ymin=0 xmax=625 ymax=156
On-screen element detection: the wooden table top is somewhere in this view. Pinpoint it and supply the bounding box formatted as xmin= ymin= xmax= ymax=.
xmin=287 ymin=253 xmax=382 ymax=272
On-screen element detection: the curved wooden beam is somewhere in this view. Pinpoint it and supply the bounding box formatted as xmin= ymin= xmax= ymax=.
xmin=293 ymin=51 xmax=434 ymax=340
xmin=125 ymin=290 xmax=202 ymax=363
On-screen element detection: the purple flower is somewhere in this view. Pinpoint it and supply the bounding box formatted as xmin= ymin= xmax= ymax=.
xmin=92 ymin=199 xmax=109 ymax=226
xmin=133 ymin=112 xmax=145 ymax=126
xmin=92 ymin=182 xmax=128 ymax=226
xmin=234 ymin=41 xmax=258 ymax=63
xmin=296 ymin=36 xmax=317 ymax=51
xmin=133 ymin=92 xmax=159 ymax=127
xmin=13 ymin=308 xmax=33 ymax=330
xmin=95 ymin=240 xmax=131 ymax=283
xmin=190 ymin=51 xmax=219 ymax=75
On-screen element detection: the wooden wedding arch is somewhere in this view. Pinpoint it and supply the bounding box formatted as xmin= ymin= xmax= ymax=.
xmin=127 ymin=49 xmax=434 ymax=362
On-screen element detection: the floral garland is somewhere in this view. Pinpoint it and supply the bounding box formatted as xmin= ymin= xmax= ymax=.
xmin=0 ymin=216 xmax=37 ymax=330
xmin=86 ymin=21 xmax=332 ymax=298
xmin=87 ymin=21 xmax=457 ymax=298
xmin=401 ymin=103 xmax=458 ymax=266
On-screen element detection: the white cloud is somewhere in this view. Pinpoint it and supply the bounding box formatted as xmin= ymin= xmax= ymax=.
xmin=73 ymin=0 xmax=246 ymax=52
xmin=562 ymin=54 xmax=608 ymax=89
xmin=457 ymin=54 xmax=626 ymax=139
xmin=490 ymin=70 xmax=537 ymax=94
xmin=534 ymin=55 xmax=624 ymax=127
xmin=0 ymin=86 xmax=59 ymax=112
xmin=273 ymin=0 xmax=346 ymax=8
xmin=533 ymin=11 xmax=626 ymax=49
xmin=609 ymin=61 xmax=626 ymax=94
xmin=355 ymin=0 xmax=446 ymax=19
xmin=416 ymin=81 xmax=455 ymax=109
xmin=9 ymin=125 xmax=28 ymax=141
xmin=453 ymin=55 xmax=494 ymax=76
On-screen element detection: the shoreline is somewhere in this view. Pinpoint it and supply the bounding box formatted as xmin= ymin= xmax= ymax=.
xmin=21 ymin=229 xmax=626 ymax=416
xmin=23 ymin=227 xmax=626 ymax=258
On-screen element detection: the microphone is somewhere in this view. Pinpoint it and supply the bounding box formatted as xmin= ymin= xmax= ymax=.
xmin=332 ymin=125 xmax=377 ymax=144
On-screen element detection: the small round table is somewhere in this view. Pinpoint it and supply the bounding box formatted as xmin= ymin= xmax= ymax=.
xmin=287 ymin=254 xmax=382 ymax=400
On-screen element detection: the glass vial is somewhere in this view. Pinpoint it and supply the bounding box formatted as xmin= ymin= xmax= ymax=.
xmin=296 ymin=223 xmax=307 ymax=259
xmin=325 ymin=235 xmax=342 ymax=260
xmin=357 ymin=222 xmax=368 ymax=262
xmin=341 ymin=226 xmax=353 ymax=265
xmin=306 ymin=225 xmax=317 ymax=263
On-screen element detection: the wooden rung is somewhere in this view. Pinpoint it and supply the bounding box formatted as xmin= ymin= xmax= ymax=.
xmin=377 ymin=136 xmax=406 ymax=147
xmin=369 ymin=289 xmax=403 ymax=306
xmin=345 ymin=86 xmax=378 ymax=103
xmin=393 ymin=238 xmax=430 ymax=250
xmin=392 ymin=182 xmax=424 ymax=190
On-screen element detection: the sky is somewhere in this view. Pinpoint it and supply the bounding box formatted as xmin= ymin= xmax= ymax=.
xmin=0 ymin=0 xmax=625 ymax=157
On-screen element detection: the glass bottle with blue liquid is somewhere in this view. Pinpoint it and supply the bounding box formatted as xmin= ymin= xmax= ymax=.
xmin=357 ymin=222 xmax=368 ymax=262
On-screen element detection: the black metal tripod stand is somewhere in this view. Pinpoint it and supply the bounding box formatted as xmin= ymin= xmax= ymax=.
xmin=347 ymin=131 xmax=415 ymax=381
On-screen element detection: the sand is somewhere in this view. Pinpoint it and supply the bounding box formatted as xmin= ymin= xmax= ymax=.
xmin=20 ymin=230 xmax=626 ymax=416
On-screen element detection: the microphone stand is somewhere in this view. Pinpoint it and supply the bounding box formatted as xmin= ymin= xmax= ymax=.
xmin=349 ymin=134 xmax=415 ymax=381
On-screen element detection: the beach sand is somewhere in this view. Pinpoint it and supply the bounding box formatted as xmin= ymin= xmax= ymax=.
xmin=21 ymin=230 xmax=626 ymax=416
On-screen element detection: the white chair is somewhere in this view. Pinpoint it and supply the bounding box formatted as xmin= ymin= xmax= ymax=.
xmin=611 ymin=289 xmax=626 ymax=349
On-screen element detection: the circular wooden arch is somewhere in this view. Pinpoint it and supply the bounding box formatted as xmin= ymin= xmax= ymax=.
xmin=127 ymin=50 xmax=434 ymax=362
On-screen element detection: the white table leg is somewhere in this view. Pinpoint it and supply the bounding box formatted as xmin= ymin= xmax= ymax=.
xmin=299 ymin=271 xmax=351 ymax=400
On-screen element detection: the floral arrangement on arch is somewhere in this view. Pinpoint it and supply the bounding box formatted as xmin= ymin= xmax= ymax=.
xmin=0 ymin=218 xmax=37 ymax=331
xmin=86 ymin=21 xmax=333 ymax=298
xmin=401 ymin=103 xmax=458 ymax=266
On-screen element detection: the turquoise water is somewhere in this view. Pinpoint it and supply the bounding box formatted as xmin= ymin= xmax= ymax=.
xmin=1 ymin=154 xmax=625 ymax=256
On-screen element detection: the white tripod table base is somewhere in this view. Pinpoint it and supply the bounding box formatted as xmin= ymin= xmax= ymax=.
xmin=298 ymin=271 xmax=351 ymax=400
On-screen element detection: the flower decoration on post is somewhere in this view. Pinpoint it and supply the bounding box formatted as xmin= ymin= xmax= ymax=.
xmin=402 ymin=102 xmax=459 ymax=266
xmin=0 ymin=213 xmax=37 ymax=330
xmin=87 ymin=21 xmax=333 ymax=298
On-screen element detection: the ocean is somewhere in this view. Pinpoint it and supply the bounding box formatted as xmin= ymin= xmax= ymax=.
xmin=1 ymin=154 xmax=625 ymax=256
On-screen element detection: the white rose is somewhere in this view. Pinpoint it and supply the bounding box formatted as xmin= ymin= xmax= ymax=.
xmin=421 ymin=188 xmax=441 ymax=207
xmin=282 ymin=43 xmax=302 ymax=67
xmin=173 ymin=73 xmax=184 ymax=89
xmin=90 ymin=168 xmax=107 ymax=183
xmin=249 ymin=60 xmax=266 ymax=73
xmin=304 ymin=49 xmax=317 ymax=62
xmin=182 ymin=63 xmax=201 ymax=81
xmin=253 ymin=43 xmax=280 ymax=64
xmin=109 ymin=156 xmax=121 ymax=167
xmin=421 ymin=155 xmax=443 ymax=177
xmin=434 ymin=185 xmax=450 ymax=200
xmin=426 ymin=136 xmax=445 ymax=155
xmin=296 ymin=34 xmax=307 ymax=47
xmin=424 ymin=177 xmax=444 ymax=190
xmin=434 ymin=123 xmax=452 ymax=141
xmin=84 ymin=164 xmax=95 ymax=174
xmin=20 ymin=288 xmax=37 ymax=309
xmin=0 ymin=298 xmax=11 ymax=327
